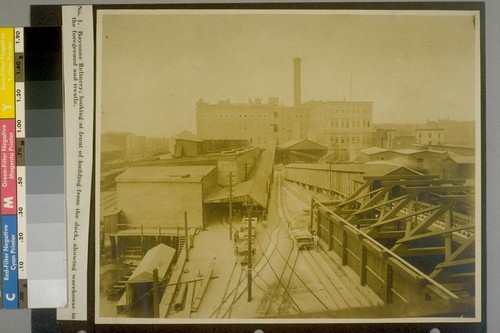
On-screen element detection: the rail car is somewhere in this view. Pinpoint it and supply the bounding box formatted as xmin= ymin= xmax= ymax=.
xmin=289 ymin=228 xmax=313 ymax=249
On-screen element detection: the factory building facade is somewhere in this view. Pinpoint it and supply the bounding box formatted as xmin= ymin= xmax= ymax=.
xmin=196 ymin=58 xmax=373 ymax=160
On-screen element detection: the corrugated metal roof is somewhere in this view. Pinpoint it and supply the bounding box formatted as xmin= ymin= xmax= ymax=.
xmin=362 ymin=147 xmax=448 ymax=156
xmin=248 ymin=143 xmax=276 ymax=208
xmin=205 ymin=181 xmax=253 ymax=202
xmin=396 ymin=149 xmax=447 ymax=155
xmin=447 ymin=152 xmax=476 ymax=164
xmin=360 ymin=147 xmax=389 ymax=155
xmin=128 ymin=244 xmax=176 ymax=284
xmin=286 ymin=162 xmax=419 ymax=177
xmin=205 ymin=143 xmax=276 ymax=209
xmin=277 ymin=139 xmax=327 ymax=150
xmin=116 ymin=165 xmax=216 ymax=183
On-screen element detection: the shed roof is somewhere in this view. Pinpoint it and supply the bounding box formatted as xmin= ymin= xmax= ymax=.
xmin=360 ymin=147 xmax=389 ymax=155
xmin=361 ymin=147 xmax=447 ymax=156
xmin=116 ymin=165 xmax=216 ymax=183
xmin=174 ymin=130 xmax=203 ymax=142
xmin=128 ymin=243 xmax=176 ymax=284
xmin=277 ymin=139 xmax=327 ymax=151
xmin=286 ymin=162 xmax=420 ymax=178
xmin=446 ymin=152 xmax=476 ymax=164
xmin=206 ymin=143 xmax=276 ymax=208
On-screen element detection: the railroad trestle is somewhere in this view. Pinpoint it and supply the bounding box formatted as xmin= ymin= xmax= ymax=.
xmin=311 ymin=174 xmax=476 ymax=313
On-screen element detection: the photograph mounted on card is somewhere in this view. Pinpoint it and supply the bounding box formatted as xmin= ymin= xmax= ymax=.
xmin=94 ymin=5 xmax=483 ymax=327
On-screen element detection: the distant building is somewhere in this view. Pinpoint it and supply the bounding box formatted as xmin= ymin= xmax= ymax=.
xmin=147 ymin=136 xmax=169 ymax=157
xmin=196 ymin=97 xmax=310 ymax=147
xmin=126 ymin=135 xmax=151 ymax=162
xmin=371 ymin=128 xmax=395 ymax=148
xmin=392 ymin=134 xmax=416 ymax=149
xmin=415 ymin=128 xmax=444 ymax=146
xmin=309 ymin=101 xmax=373 ymax=158
xmin=196 ymin=58 xmax=373 ymax=160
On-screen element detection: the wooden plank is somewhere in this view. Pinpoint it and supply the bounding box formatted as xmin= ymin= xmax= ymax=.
xmin=364 ymin=174 xmax=439 ymax=181
xmin=321 ymin=248 xmax=383 ymax=307
xmin=159 ymin=247 xmax=187 ymax=317
xmin=405 ymin=186 xmax=474 ymax=193
xmin=191 ymin=261 xmax=215 ymax=311
xmin=179 ymin=282 xmax=194 ymax=318
xmin=370 ymin=205 xmax=441 ymax=229
xmin=302 ymin=250 xmax=347 ymax=310
xmin=353 ymin=194 xmax=411 ymax=215
xmin=380 ymin=179 xmax=466 ymax=186
xmin=397 ymin=247 xmax=445 ymax=257
xmin=371 ymin=231 xmax=407 ymax=239
xmin=435 ymin=258 xmax=475 ymax=269
xmin=395 ymin=223 xmax=475 ymax=244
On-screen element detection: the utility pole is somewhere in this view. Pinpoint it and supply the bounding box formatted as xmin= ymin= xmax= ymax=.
xmin=229 ymin=171 xmax=234 ymax=240
xmin=247 ymin=214 xmax=253 ymax=302
xmin=152 ymin=268 xmax=159 ymax=318
xmin=184 ymin=211 xmax=189 ymax=262
xmin=243 ymin=201 xmax=257 ymax=302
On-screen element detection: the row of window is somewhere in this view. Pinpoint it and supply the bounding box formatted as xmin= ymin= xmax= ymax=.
xmin=328 ymin=119 xmax=371 ymax=128
xmin=319 ymin=108 xmax=371 ymax=116
xmin=319 ymin=134 xmax=371 ymax=145
xmin=418 ymin=132 xmax=442 ymax=139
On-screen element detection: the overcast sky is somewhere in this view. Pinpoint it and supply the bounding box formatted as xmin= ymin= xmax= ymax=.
xmin=98 ymin=10 xmax=479 ymax=137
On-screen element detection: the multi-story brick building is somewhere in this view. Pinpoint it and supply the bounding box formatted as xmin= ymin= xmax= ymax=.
xmin=196 ymin=58 xmax=374 ymax=160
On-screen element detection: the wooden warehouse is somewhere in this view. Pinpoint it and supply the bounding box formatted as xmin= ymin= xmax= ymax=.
xmin=284 ymin=162 xmax=420 ymax=198
xmin=115 ymin=165 xmax=217 ymax=229
xmin=276 ymin=139 xmax=328 ymax=164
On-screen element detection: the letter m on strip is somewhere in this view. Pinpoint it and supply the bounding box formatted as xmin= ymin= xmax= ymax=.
xmin=3 ymin=197 xmax=14 ymax=209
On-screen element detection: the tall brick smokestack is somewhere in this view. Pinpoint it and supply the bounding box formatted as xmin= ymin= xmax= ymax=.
xmin=293 ymin=57 xmax=301 ymax=107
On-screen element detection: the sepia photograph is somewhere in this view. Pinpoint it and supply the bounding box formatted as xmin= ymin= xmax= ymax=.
xmin=94 ymin=8 xmax=481 ymax=324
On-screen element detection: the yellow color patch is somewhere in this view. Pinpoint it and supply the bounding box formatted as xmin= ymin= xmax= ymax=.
xmin=0 ymin=28 xmax=15 ymax=119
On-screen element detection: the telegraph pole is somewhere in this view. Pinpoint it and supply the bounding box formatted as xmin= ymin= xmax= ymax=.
xmin=152 ymin=268 xmax=159 ymax=318
xmin=243 ymin=201 xmax=257 ymax=302
xmin=229 ymin=171 xmax=233 ymax=240
xmin=247 ymin=213 xmax=252 ymax=302
xmin=184 ymin=211 xmax=189 ymax=262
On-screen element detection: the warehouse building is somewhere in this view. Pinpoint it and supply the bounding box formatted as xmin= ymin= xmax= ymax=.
xmin=115 ymin=165 xmax=217 ymax=229
xmin=360 ymin=147 xmax=448 ymax=175
xmin=284 ymin=162 xmax=420 ymax=199
xmin=276 ymin=139 xmax=328 ymax=164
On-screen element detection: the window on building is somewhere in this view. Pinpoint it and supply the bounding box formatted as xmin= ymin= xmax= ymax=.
xmin=273 ymin=124 xmax=278 ymax=132
xmin=274 ymin=112 xmax=278 ymax=118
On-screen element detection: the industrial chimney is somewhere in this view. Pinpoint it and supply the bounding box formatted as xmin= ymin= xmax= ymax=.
xmin=293 ymin=57 xmax=301 ymax=107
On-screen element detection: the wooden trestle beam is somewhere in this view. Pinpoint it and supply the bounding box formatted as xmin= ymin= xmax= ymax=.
xmin=323 ymin=175 xmax=476 ymax=293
